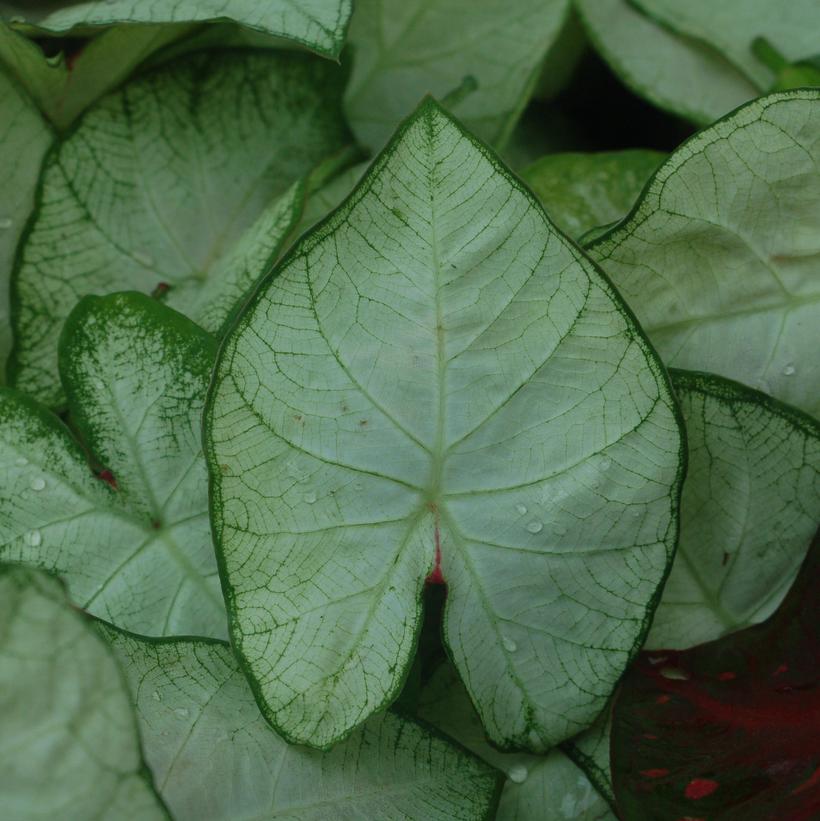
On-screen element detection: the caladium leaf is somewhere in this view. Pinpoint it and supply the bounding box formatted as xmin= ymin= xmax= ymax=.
xmin=344 ymin=0 xmax=570 ymax=151
xmin=205 ymin=98 xmax=685 ymax=750
xmin=633 ymin=0 xmax=820 ymax=90
xmin=10 ymin=48 xmax=352 ymax=407
xmin=563 ymin=710 xmax=615 ymax=809
xmin=575 ymin=0 xmax=757 ymax=126
xmin=0 ymin=292 xmax=226 ymax=638
xmin=0 ymin=0 xmax=352 ymax=59
xmin=0 ymin=68 xmax=52 ymax=381
xmin=648 ymin=370 xmax=820 ymax=649
xmin=102 ymin=628 xmax=502 ymax=820
xmin=417 ymin=662 xmax=616 ymax=820
xmin=611 ymin=528 xmax=820 ymax=820
xmin=520 ymin=149 xmax=665 ymax=240
xmin=0 ymin=564 xmax=169 ymax=820
xmin=586 ymin=90 xmax=820 ymax=421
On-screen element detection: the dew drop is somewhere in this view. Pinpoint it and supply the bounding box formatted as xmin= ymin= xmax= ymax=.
xmin=133 ymin=250 xmax=155 ymax=267
xmin=508 ymin=765 xmax=528 ymax=784
xmin=0 ymin=216 xmax=12 ymax=230
xmin=782 ymin=363 xmax=796 ymax=376
xmin=24 ymin=529 xmax=41 ymax=547
xmin=515 ymin=503 xmax=528 ymax=515
xmin=660 ymin=666 xmax=689 ymax=680
xmin=526 ymin=520 xmax=542 ymax=534
xmin=14 ymin=456 xmax=28 ymax=467
xmin=152 ymin=690 xmax=162 ymax=702
xmin=30 ymin=477 xmax=46 ymax=491
xmin=599 ymin=457 xmax=612 ymax=470
xmin=554 ymin=523 xmax=567 ymax=536
xmin=303 ymin=490 xmax=317 ymax=504
xmin=174 ymin=707 xmax=189 ymax=718
xmin=502 ymin=636 xmax=518 ymax=652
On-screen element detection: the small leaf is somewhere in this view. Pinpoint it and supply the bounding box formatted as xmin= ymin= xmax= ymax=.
xmin=611 ymin=528 xmax=820 ymax=819
xmin=0 ymin=564 xmax=168 ymax=820
xmin=520 ymin=150 xmax=666 ymax=239
xmin=648 ymin=371 xmax=820 ymax=649
xmin=10 ymin=48 xmax=352 ymax=407
xmin=103 ymin=628 xmax=502 ymax=820
xmin=1 ymin=292 xmax=226 ymax=638
xmin=205 ymin=98 xmax=684 ymax=749
xmin=586 ymin=90 xmax=820 ymax=420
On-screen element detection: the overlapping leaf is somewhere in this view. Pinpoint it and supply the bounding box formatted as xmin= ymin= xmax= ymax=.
xmin=205 ymin=98 xmax=684 ymax=750
xmin=0 ymin=564 xmax=168 ymax=820
xmin=10 ymin=48 xmax=352 ymax=406
xmin=586 ymin=90 xmax=820 ymax=420
xmin=0 ymin=292 xmax=226 ymax=638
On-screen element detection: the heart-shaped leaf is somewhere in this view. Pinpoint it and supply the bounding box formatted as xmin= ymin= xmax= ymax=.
xmin=611 ymin=527 xmax=820 ymax=820
xmin=9 ymin=48 xmax=352 ymax=406
xmin=0 ymin=564 xmax=169 ymax=820
xmin=102 ymin=627 xmax=502 ymax=821
xmin=648 ymin=370 xmax=820 ymax=649
xmin=205 ymin=98 xmax=685 ymax=750
xmin=0 ymin=292 xmax=226 ymax=638
xmin=575 ymin=0 xmax=757 ymax=126
xmin=344 ymin=0 xmax=570 ymax=151
xmin=586 ymin=90 xmax=820 ymax=420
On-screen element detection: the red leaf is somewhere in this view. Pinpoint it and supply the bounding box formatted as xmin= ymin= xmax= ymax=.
xmin=611 ymin=528 xmax=820 ymax=820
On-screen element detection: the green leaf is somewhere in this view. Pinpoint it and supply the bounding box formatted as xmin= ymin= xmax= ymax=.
xmin=295 ymin=160 xmax=370 ymax=239
xmin=0 ymin=292 xmax=226 ymax=638
xmin=0 ymin=68 xmax=52 ymax=382
xmin=0 ymin=0 xmax=352 ymax=58
xmin=586 ymin=90 xmax=820 ymax=421
xmin=752 ymin=39 xmax=820 ymax=92
xmin=102 ymin=628 xmax=502 ymax=820
xmin=562 ymin=711 xmax=614 ymax=809
xmin=520 ymin=149 xmax=666 ymax=239
xmin=634 ymin=0 xmax=820 ymax=90
xmin=0 ymin=564 xmax=168 ymax=820
xmin=575 ymin=0 xmax=757 ymax=126
xmin=647 ymin=370 xmax=820 ymax=649
xmin=417 ymin=663 xmax=616 ymax=821
xmin=205 ymin=99 xmax=685 ymax=750
xmin=10 ymin=49 xmax=352 ymax=407
xmin=344 ymin=0 xmax=570 ymax=151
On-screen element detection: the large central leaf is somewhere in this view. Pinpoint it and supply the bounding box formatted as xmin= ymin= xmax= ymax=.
xmin=205 ymin=99 xmax=684 ymax=750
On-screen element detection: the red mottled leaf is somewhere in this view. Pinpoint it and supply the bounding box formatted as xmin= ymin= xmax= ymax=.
xmin=612 ymin=528 xmax=820 ymax=820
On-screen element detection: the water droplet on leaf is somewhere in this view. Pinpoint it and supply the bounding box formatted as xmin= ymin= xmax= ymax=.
xmin=782 ymin=363 xmax=795 ymax=376
xmin=303 ymin=490 xmax=317 ymax=504
xmin=24 ymin=530 xmax=41 ymax=547
xmin=554 ymin=523 xmax=567 ymax=536
xmin=515 ymin=503 xmax=527 ymax=515
xmin=353 ymin=482 xmax=364 ymax=491
xmin=174 ymin=707 xmax=189 ymax=718
xmin=508 ymin=765 xmax=528 ymax=784
xmin=30 ymin=477 xmax=46 ymax=491
xmin=502 ymin=636 xmax=518 ymax=652
xmin=526 ymin=520 xmax=542 ymax=533
xmin=152 ymin=690 xmax=162 ymax=702
xmin=14 ymin=456 xmax=28 ymax=467
xmin=660 ymin=666 xmax=689 ymax=680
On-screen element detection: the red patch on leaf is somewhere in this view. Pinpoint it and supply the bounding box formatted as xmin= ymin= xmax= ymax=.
xmin=611 ymin=527 xmax=820 ymax=821
xmin=641 ymin=769 xmax=670 ymax=778
xmin=425 ymin=523 xmax=445 ymax=585
xmin=97 ymin=469 xmax=118 ymax=490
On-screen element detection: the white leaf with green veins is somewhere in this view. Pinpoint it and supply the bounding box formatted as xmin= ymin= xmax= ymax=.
xmin=0 ymin=0 xmax=352 ymax=58
xmin=103 ymin=629 xmax=502 ymax=821
xmin=0 ymin=565 xmax=168 ymax=821
xmin=10 ymin=48 xmax=352 ymax=407
xmin=0 ymin=292 xmax=226 ymax=638
xmin=647 ymin=370 xmax=820 ymax=649
xmin=520 ymin=149 xmax=666 ymax=240
xmin=205 ymin=99 xmax=684 ymax=751
xmin=417 ymin=663 xmax=616 ymax=821
xmin=562 ymin=711 xmax=614 ymax=809
xmin=586 ymin=90 xmax=820 ymax=421
xmin=0 ymin=68 xmax=51 ymax=382
xmin=345 ymin=0 xmax=570 ymax=151
xmin=575 ymin=0 xmax=757 ymax=126
xmin=633 ymin=0 xmax=820 ymax=90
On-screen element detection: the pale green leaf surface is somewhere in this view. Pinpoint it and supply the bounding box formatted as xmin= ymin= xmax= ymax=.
xmin=634 ymin=0 xmax=820 ymax=89
xmin=520 ymin=150 xmax=666 ymax=239
xmin=575 ymin=0 xmax=757 ymax=126
xmin=586 ymin=91 xmax=820 ymax=420
xmin=647 ymin=370 xmax=820 ymax=649
xmin=345 ymin=0 xmax=570 ymax=151
xmin=205 ymin=99 xmax=684 ymax=750
xmin=562 ymin=711 xmax=614 ymax=808
xmin=0 ymin=564 xmax=168 ymax=821
xmin=0 ymin=293 xmax=226 ymax=638
xmin=0 ymin=69 xmax=51 ymax=381
xmin=102 ymin=628 xmax=501 ymax=821
xmin=0 ymin=0 xmax=351 ymax=58
xmin=10 ymin=49 xmax=351 ymax=407
xmin=417 ymin=663 xmax=616 ymax=821
xmin=295 ymin=160 xmax=370 ymax=238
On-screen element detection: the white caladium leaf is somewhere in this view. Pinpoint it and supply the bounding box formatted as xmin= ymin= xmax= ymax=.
xmin=417 ymin=663 xmax=616 ymax=821
xmin=345 ymin=0 xmax=570 ymax=151
xmin=0 ymin=68 xmax=51 ymax=380
xmin=10 ymin=49 xmax=352 ymax=407
xmin=0 ymin=1 xmax=352 ymax=59
xmin=0 ymin=292 xmax=226 ymax=638
xmin=575 ymin=0 xmax=757 ymax=126
xmin=102 ymin=628 xmax=502 ymax=820
xmin=205 ymin=99 xmax=684 ymax=750
xmin=520 ymin=150 xmax=665 ymax=240
xmin=562 ymin=711 xmax=614 ymax=810
xmin=586 ymin=90 xmax=820 ymax=421
xmin=0 ymin=564 xmax=169 ymax=820
xmin=647 ymin=370 xmax=820 ymax=649
xmin=634 ymin=0 xmax=820 ymax=90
